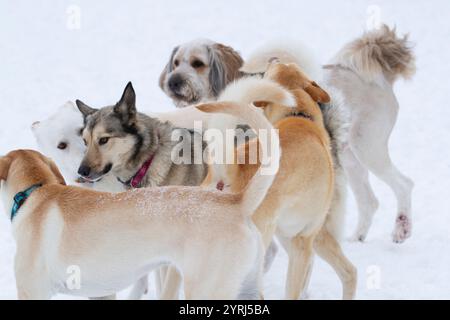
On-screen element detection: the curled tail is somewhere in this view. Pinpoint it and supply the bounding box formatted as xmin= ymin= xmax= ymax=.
xmin=196 ymin=102 xmax=280 ymax=215
xmin=331 ymin=24 xmax=416 ymax=84
xmin=219 ymin=77 xmax=296 ymax=107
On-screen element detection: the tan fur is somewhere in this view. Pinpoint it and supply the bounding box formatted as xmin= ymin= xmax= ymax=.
xmin=212 ymin=43 xmax=244 ymax=84
xmin=330 ymin=24 xmax=416 ymax=84
xmin=0 ymin=100 xmax=279 ymax=300
xmin=200 ymin=62 xmax=357 ymax=299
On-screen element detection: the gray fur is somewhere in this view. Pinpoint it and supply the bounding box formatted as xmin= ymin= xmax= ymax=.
xmin=208 ymin=45 xmax=227 ymax=97
xmin=80 ymin=83 xmax=208 ymax=188
xmin=318 ymin=87 xmax=350 ymax=240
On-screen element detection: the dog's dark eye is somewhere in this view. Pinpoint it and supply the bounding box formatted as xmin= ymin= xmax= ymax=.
xmin=77 ymin=128 xmax=84 ymax=136
xmin=99 ymin=137 xmax=109 ymax=145
xmin=191 ymin=60 xmax=205 ymax=69
xmin=57 ymin=142 xmax=68 ymax=150
xmin=83 ymin=139 xmax=87 ymax=146
xmin=174 ymin=59 xmax=179 ymax=67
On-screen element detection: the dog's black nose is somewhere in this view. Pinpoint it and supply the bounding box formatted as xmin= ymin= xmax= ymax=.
xmin=78 ymin=165 xmax=91 ymax=177
xmin=168 ymin=75 xmax=183 ymax=92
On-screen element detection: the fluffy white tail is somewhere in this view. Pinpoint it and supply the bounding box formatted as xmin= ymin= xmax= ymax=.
xmin=330 ymin=24 xmax=416 ymax=84
xmin=241 ymin=40 xmax=321 ymax=80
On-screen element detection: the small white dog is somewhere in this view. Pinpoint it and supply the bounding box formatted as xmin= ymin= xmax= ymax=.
xmin=323 ymin=25 xmax=416 ymax=243
xmin=32 ymin=101 xmax=125 ymax=193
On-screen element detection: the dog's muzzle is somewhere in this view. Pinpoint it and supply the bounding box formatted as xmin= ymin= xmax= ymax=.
xmin=167 ymin=74 xmax=198 ymax=105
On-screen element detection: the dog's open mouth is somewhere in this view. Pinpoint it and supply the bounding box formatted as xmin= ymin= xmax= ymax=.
xmin=76 ymin=163 xmax=112 ymax=184
xmin=75 ymin=176 xmax=97 ymax=184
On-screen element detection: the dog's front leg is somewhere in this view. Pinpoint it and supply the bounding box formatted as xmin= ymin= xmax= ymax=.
xmin=16 ymin=275 xmax=52 ymax=300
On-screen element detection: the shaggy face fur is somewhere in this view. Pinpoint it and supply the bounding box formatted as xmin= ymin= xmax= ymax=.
xmin=159 ymin=39 xmax=243 ymax=107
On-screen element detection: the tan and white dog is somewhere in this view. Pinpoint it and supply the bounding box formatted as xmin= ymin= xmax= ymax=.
xmin=0 ymin=102 xmax=279 ymax=300
xmin=199 ymin=61 xmax=357 ymax=299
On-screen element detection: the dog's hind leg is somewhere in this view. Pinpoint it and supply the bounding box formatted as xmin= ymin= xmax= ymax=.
xmin=314 ymin=227 xmax=357 ymax=300
xmin=159 ymin=266 xmax=182 ymax=300
xmin=263 ymin=240 xmax=278 ymax=273
xmin=349 ymin=133 xmax=413 ymax=243
xmin=342 ymin=147 xmax=379 ymax=241
xmin=281 ymin=234 xmax=315 ymax=300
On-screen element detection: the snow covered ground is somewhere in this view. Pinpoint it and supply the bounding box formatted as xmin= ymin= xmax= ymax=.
xmin=1 ymin=0 xmax=449 ymax=299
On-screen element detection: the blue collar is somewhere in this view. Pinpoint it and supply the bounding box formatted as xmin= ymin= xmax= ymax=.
xmin=11 ymin=184 xmax=42 ymax=221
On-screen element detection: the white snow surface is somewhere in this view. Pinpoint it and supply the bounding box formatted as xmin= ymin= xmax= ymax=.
xmin=0 ymin=0 xmax=449 ymax=299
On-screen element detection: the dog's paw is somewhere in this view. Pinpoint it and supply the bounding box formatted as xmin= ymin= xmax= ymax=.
xmin=392 ymin=214 xmax=412 ymax=243
xmin=349 ymin=229 xmax=368 ymax=242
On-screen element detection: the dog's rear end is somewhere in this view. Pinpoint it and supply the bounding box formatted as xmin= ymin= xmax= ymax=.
xmin=326 ymin=24 xmax=415 ymax=85
xmin=323 ymin=25 xmax=416 ymax=243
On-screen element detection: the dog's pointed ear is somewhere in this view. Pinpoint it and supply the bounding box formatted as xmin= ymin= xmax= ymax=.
xmin=208 ymin=43 xmax=243 ymax=97
xmin=76 ymin=100 xmax=98 ymax=118
xmin=114 ymin=82 xmax=137 ymax=124
xmin=304 ymin=81 xmax=331 ymax=103
xmin=159 ymin=46 xmax=179 ymax=91
xmin=0 ymin=156 xmax=12 ymax=181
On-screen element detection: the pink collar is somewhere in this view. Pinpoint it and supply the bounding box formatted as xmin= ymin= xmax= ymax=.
xmin=129 ymin=154 xmax=155 ymax=188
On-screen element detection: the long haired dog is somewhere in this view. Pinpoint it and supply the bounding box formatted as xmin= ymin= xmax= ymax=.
xmin=0 ymin=102 xmax=279 ymax=299
xmin=199 ymin=61 xmax=357 ymax=299
xmin=159 ymin=39 xmax=243 ymax=107
xmin=323 ymin=25 xmax=415 ymax=243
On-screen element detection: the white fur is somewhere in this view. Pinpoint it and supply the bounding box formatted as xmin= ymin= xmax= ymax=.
xmin=241 ymin=40 xmax=322 ymax=80
xmin=324 ymin=55 xmax=414 ymax=243
xmin=31 ymin=102 xmax=124 ymax=193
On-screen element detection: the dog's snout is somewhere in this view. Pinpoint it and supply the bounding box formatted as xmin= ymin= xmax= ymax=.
xmin=78 ymin=165 xmax=91 ymax=177
xmin=168 ymin=75 xmax=184 ymax=92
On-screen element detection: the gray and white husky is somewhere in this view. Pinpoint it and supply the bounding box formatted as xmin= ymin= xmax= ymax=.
xmin=76 ymin=82 xmax=208 ymax=188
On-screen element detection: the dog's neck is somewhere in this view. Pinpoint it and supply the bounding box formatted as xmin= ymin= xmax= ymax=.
xmin=0 ymin=178 xmax=46 ymax=222
xmin=113 ymin=114 xmax=177 ymax=186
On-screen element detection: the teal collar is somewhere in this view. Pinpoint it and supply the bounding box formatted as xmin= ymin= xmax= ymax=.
xmin=11 ymin=184 xmax=42 ymax=221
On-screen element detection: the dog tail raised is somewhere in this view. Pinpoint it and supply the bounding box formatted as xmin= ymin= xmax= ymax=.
xmin=196 ymin=102 xmax=280 ymax=215
xmin=240 ymin=40 xmax=322 ymax=80
xmin=219 ymin=77 xmax=296 ymax=108
xmin=330 ymin=24 xmax=416 ymax=84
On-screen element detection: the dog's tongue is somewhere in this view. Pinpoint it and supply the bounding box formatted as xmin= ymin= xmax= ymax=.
xmin=75 ymin=177 xmax=94 ymax=184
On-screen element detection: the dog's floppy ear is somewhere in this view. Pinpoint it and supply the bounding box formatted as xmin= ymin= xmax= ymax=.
xmin=46 ymin=157 xmax=66 ymax=185
xmin=0 ymin=156 xmax=12 ymax=181
xmin=114 ymin=82 xmax=137 ymax=124
xmin=208 ymin=43 xmax=243 ymax=97
xmin=159 ymin=46 xmax=179 ymax=91
xmin=76 ymin=100 xmax=98 ymax=119
xmin=304 ymin=81 xmax=331 ymax=103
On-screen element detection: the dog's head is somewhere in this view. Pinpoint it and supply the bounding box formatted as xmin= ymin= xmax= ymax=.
xmin=159 ymin=39 xmax=243 ymax=107
xmin=265 ymin=61 xmax=330 ymax=104
xmin=76 ymin=82 xmax=147 ymax=182
xmin=31 ymin=101 xmax=86 ymax=182
xmin=0 ymin=150 xmax=66 ymax=201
